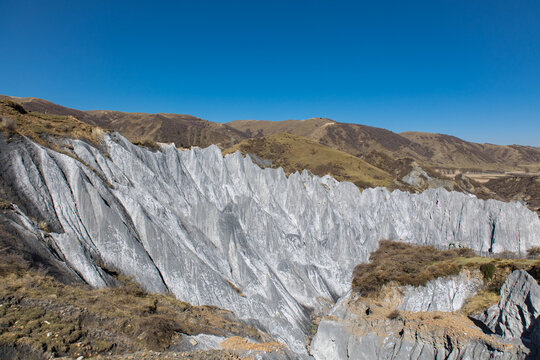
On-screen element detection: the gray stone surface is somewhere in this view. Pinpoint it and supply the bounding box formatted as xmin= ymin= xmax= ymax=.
xmin=311 ymin=291 xmax=529 ymax=360
xmin=180 ymin=334 xmax=226 ymax=351
xmin=398 ymin=273 xmax=483 ymax=312
xmin=312 ymin=321 xmax=526 ymax=360
xmin=402 ymin=165 xmax=450 ymax=189
xmin=0 ymin=133 xmax=539 ymax=355
xmin=476 ymin=270 xmax=540 ymax=352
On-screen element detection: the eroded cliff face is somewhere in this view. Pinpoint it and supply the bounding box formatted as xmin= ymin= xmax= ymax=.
xmin=310 ymin=271 xmax=538 ymax=360
xmin=475 ymin=270 xmax=540 ymax=349
xmin=0 ymin=133 xmax=538 ymax=355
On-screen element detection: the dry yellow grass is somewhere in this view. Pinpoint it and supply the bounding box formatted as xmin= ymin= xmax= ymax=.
xmin=225 ymin=132 xmax=393 ymax=189
xmin=461 ymin=291 xmax=500 ymax=315
xmin=0 ymin=99 xmax=104 ymax=150
xmin=0 ymin=253 xmax=261 ymax=359
xmin=219 ymin=336 xmax=284 ymax=353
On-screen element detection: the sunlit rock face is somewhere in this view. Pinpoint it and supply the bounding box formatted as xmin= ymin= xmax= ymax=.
xmin=397 ymin=273 xmax=483 ymax=313
xmin=0 ymin=133 xmax=538 ymax=355
xmin=311 ymin=270 xmax=540 ymax=360
xmin=310 ymin=292 xmax=529 ymax=360
xmin=475 ymin=270 xmax=540 ymax=347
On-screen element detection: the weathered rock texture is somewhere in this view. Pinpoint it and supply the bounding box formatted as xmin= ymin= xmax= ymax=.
xmin=475 ymin=270 xmax=540 ymax=355
xmin=398 ymin=272 xmax=483 ymax=312
xmin=310 ymin=273 xmax=532 ymax=360
xmin=0 ymin=133 xmax=539 ymax=355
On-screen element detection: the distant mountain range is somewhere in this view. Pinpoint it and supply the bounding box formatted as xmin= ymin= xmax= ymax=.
xmin=1 ymin=95 xmax=539 ymax=213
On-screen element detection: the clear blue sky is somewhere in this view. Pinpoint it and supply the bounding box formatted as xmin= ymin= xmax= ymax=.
xmin=1 ymin=1 xmax=539 ymax=146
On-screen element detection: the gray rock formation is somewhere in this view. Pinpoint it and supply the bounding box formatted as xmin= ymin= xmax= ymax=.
xmin=0 ymin=132 xmax=539 ymax=355
xmin=311 ymin=286 xmax=529 ymax=360
xmin=475 ymin=270 xmax=540 ymax=354
xmin=402 ymin=165 xmax=450 ymax=189
xmin=311 ymin=321 xmax=526 ymax=360
xmin=398 ymin=272 xmax=483 ymax=312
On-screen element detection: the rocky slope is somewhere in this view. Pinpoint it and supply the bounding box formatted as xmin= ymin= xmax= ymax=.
xmin=310 ymin=241 xmax=540 ymax=360
xmin=310 ymin=270 xmax=536 ymax=360
xmin=474 ymin=270 xmax=540 ymax=344
xmin=0 ymin=128 xmax=538 ymax=356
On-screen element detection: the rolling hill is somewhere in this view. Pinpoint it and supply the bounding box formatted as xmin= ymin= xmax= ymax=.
xmin=228 ymin=118 xmax=540 ymax=173
xmin=225 ymin=133 xmax=395 ymax=189
xmin=1 ymin=95 xmax=538 ymax=212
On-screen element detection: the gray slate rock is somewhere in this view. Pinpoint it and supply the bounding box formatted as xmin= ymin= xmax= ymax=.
xmin=311 ymin=291 xmax=528 ymax=360
xmin=476 ymin=270 xmax=540 ymax=350
xmin=0 ymin=133 xmax=539 ymax=355
xmin=398 ymin=273 xmax=483 ymax=312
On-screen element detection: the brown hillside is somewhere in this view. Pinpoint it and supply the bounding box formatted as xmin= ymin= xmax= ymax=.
xmin=225 ymin=133 xmax=394 ymax=189
xmin=228 ymin=118 xmax=430 ymax=160
xmin=85 ymin=110 xmax=246 ymax=148
xmin=228 ymin=118 xmax=540 ymax=173
xmin=483 ymin=175 xmax=540 ymax=213
xmin=0 ymin=96 xmax=247 ymax=149
xmin=5 ymin=96 xmax=538 ymax=174
xmin=400 ymin=131 xmax=540 ymax=172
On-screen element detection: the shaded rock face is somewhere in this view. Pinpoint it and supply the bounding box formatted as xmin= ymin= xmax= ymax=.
xmin=0 ymin=133 xmax=539 ymax=355
xmin=476 ymin=270 xmax=540 ymax=353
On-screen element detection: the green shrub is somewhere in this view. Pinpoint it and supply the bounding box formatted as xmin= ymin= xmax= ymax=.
xmin=480 ymin=263 xmax=496 ymax=281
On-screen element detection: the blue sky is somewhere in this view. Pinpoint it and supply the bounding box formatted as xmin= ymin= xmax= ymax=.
xmin=1 ymin=0 xmax=539 ymax=146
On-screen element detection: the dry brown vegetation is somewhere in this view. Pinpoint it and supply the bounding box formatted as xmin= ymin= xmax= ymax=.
xmin=225 ymin=133 xmax=393 ymax=189
xmin=528 ymin=247 xmax=540 ymax=258
xmin=352 ymin=241 xmax=476 ymax=296
xmin=0 ymin=99 xmax=104 ymax=150
xmin=0 ymin=253 xmax=262 ymax=359
xmin=352 ymin=240 xmax=540 ymax=303
xmin=484 ymin=175 xmax=540 ymax=214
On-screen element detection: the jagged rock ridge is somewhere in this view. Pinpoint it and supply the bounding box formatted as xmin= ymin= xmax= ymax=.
xmin=0 ymin=132 xmax=538 ymax=355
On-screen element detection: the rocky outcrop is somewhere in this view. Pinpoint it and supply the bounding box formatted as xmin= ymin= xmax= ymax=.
xmin=398 ymin=272 xmax=483 ymax=312
xmin=310 ymin=273 xmax=532 ymax=360
xmin=0 ymin=132 xmax=539 ymax=355
xmin=475 ymin=270 xmax=540 ymax=354
xmin=402 ymin=165 xmax=451 ymax=189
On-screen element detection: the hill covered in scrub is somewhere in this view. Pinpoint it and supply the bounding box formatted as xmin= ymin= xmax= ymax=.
xmin=7 ymin=94 xmax=537 ymax=175
xmin=2 ymin=95 xmax=538 ymax=214
xmin=225 ymin=133 xmax=394 ymax=189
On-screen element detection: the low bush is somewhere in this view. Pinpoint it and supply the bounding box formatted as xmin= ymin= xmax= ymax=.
xmin=133 ymin=139 xmax=160 ymax=151
xmin=528 ymin=247 xmax=540 ymax=258
xmin=0 ymin=116 xmax=17 ymax=131
xmin=352 ymin=240 xmax=475 ymax=296
xmin=480 ymin=263 xmax=496 ymax=281
xmin=387 ymin=310 xmax=401 ymax=320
